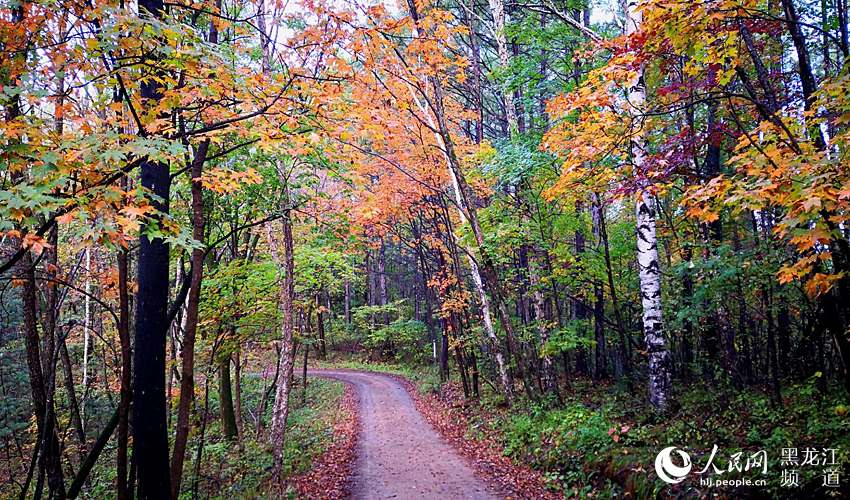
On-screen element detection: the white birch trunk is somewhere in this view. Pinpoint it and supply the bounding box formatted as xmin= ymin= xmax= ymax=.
xmin=446 ymin=166 xmax=514 ymax=402
xmin=626 ymin=0 xmax=672 ymax=411
xmin=486 ymin=0 xmax=517 ymax=134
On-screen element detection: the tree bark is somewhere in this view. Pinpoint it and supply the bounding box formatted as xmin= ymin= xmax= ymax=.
xmin=627 ymin=0 xmax=672 ymax=411
xmin=234 ymin=350 xmax=244 ymax=442
xmin=170 ymin=139 xmax=210 ymax=498
xmin=529 ymin=250 xmax=558 ymax=395
xmin=116 ymin=248 xmax=132 ymax=500
xmin=590 ymin=194 xmax=608 ymax=379
xmin=19 ymin=252 xmax=65 ymax=498
xmin=486 ymin=0 xmax=517 ymax=134
xmin=635 ymin=191 xmax=672 ymax=410
xmin=133 ymin=0 xmax=172 ymax=495
xmin=316 ymin=294 xmax=327 ymax=359
xmin=219 ymin=355 xmax=238 ymax=439
xmin=265 ymin=185 xmax=297 ymax=487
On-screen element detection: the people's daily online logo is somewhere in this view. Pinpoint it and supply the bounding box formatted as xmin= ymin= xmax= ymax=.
xmin=655 ymin=446 xmax=692 ymax=484
xmin=653 ymin=445 xmax=842 ymax=489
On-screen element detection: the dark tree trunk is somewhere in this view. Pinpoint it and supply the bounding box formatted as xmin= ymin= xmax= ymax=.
xmin=344 ymin=280 xmax=351 ymax=324
xmin=170 ymin=139 xmax=209 ymax=499
xmin=517 ymin=246 xmax=532 ymax=325
xmin=591 ymin=195 xmax=607 ymax=380
xmin=133 ymin=0 xmax=172 ymax=496
xmin=219 ymin=356 xmax=238 ymax=440
xmin=378 ymin=239 xmax=389 ymax=324
xmin=737 ymin=290 xmax=753 ymax=385
xmin=593 ymin=283 xmax=607 ymax=379
xmin=680 ymin=246 xmax=694 ymax=381
xmin=440 ymin=321 xmax=450 ymax=382
xmin=59 ymin=339 xmax=86 ymax=453
xmin=777 ymin=305 xmax=791 ymax=375
xmin=234 ymin=351 xmax=244 ymax=441
xmin=764 ymin=289 xmax=782 ymax=405
xmin=67 ymin=409 xmax=119 ymax=499
xmin=453 ymin=318 xmax=471 ymax=398
xmin=41 ymin=226 xmax=64 ymax=464
xmin=117 ymin=248 xmax=132 ymax=500
xmin=191 ymin=379 xmax=210 ymax=500
xmin=574 ymin=201 xmax=590 ymax=376
xmin=366 ymin=251 xmax=374 ymax=307
xmin=456 ymin=347 xmax=471 ymax=398
xmin=132 ymin=154 xmax=172 ymax=495
xmin=21 ymin=253 xmax=65 ymax=498
xmin=316 ymin=294 xmax=327 ymax=359
xmin=838 ymin=0 xmax=849 ymax=58
xmin=594 ymin=193 xmax=629 ymax=376
xmin=468 ymin=349 xmax=480 ymax=397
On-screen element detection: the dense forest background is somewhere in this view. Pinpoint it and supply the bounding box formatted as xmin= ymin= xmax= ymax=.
xmin=2 ymin=0 xmax=850 ymax=496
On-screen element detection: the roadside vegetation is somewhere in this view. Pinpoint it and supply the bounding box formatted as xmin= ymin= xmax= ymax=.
xmin=320 ymin=352 xmax=850 ymax=497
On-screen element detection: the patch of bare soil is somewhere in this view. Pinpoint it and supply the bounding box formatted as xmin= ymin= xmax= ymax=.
xmin=308 ymin=369 xmax=500 ymax=499
xmin=390 ymin=375 xmax=560 ymax=500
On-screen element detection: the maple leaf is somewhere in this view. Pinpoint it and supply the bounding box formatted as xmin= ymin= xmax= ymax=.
xmin=23 ymin=233 xmax=50 ymax=255
xmin=122 ymin=205 xmax=151 ymax=218
xmin=802 ymin=197 xmax=822 ymax=212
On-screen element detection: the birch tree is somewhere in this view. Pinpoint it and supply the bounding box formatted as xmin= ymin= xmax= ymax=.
xmin=542 ymin=0 xmax=673 ymax=410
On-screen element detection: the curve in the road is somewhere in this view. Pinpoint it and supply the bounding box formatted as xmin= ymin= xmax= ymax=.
xmin=307 ymin=369 xmax=499 ymax=500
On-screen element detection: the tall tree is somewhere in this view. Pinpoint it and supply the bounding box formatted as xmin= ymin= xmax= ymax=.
xmin=625 ymin=0 xmax=672 ymax=412
xmin=133 ymin=0 xmax=173 ymax=495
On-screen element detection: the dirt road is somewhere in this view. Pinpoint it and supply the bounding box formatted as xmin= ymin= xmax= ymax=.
xmin=307 ymin=369 xmax=499 ymax=500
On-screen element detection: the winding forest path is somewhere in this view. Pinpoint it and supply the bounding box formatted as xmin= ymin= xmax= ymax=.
xmin=306 ymin=369 xmax=499 ymax=500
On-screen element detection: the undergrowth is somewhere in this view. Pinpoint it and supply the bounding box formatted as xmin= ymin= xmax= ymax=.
xmin=319 ymin=356 xmax=850 ymax=498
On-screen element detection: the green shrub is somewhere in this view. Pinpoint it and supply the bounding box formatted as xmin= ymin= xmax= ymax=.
xmin=364 ymin=319 xmax=428 ymax=362
xmin=503 ymin=402 xmax=614 ymax=474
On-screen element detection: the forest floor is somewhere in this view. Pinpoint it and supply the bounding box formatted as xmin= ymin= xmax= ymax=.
xmin=311 ymin=358 xmax=850 ymax=498
xmin=184 ymin=374 xmax=354 ymax=499
xmin=307 ymin=369 xmax=500 ymax=499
